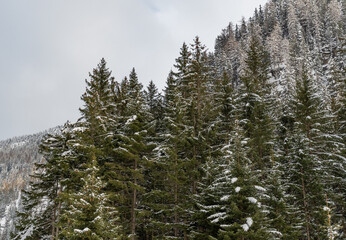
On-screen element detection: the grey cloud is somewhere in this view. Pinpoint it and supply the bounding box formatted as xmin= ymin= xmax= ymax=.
xmin=0 ymin=0 xmax=267 ymax=140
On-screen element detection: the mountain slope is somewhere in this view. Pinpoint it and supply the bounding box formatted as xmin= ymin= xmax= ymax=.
xmin=0 ymin=127 xmax=61 ymax=239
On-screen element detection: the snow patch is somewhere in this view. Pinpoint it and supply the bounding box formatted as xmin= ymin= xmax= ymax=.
xmin=220 ymin=224 xmax=231 ymax=228
xmin=247 ymin=197 xmax=257 ymax=203
xmin=255 ymin=185 xmax=266 ymax=191
xmin=10 ymin=141 xmax=27 ymax=148
xmin=72 ymin=127 xmax=86 ymax=132
xmin=61 ymin=150 xmax=72 ymax=156
xmin=269 ymin=230 xmax=283 ymax=236
xmin=19 ymin=225 xmax=34 ymax=240
xmin=235 ymin=187 xmax=241 ymax=192
xmin=323 ymin=206 xmax=331 ymax=211
xmin=74 ymin=227 xmax=91 ymax=234
xmin=208 ymin=212 xmax=226 ymax=223
xmin=231 ymin=177 xmax=238 ymax=183
xmin=246 ymin=217 xmax=253 ymax=227
xmin=125 ymin=115 xmax=137 ymax=125
xmin=241 ymin=224 xmax=249 ymax=231
xmin=220 ymin=195 xmax=230 ymax=201
xmin=0 ymin=191 xmax=22 ymax=233
xmin=241 ymin=217 xmax=253 ymax=232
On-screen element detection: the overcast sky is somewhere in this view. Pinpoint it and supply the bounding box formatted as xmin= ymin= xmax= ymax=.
xmin=0 ymin=0 xmax=268 ymax=140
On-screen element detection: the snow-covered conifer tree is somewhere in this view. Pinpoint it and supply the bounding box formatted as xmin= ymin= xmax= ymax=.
xmin=58 ymin=155 xmax=122 ymax=239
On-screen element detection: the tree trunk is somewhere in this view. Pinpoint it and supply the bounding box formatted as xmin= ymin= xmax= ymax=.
xmin=55 ymin=199 xmax=61 ymax=239
xmin=51 ymin=182 xmax=59 ymax=239
xmin=325 ymin=193 xmax=334 ymax=240
xmin=51 ymin=204 xmax=56 ymax=239
xmin=301 ymin=169 xmax=311 ymax=240
xmin=174 ymin=155 xmax=178 ymax=237
xmin=131 ymin=158 xmax=137 ymax=240
xmin=192 ymin=145 xmax=197 ymax=194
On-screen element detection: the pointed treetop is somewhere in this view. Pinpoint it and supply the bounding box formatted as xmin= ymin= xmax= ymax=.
xmin=129 ymin=67 xmax=138 ymax=84
xmin=128 ymin=67 xmax=143 ymax=94
xmin=80 ymin=58 xmax=114 ymax=124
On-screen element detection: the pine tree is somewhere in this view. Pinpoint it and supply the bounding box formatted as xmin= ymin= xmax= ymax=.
xmin=79 ymin=58 xmax=114 ymax=149
xmin=174 ymin=42 xmax=191 ymax=99
xmin=287 ymin=0 xmax=300 ymax=41
xmin=239 ymin=32 xmax=272 ymax=172
xmin=12 ymin=123 xmax=73 ymax=240
xmin=239 ymin=29 xmax=291 ymax=238
xmin=266 ymin=23 xmax=285 ymax=79
xmin=191 ymin=71 xmax=236 ymax=239
xmin=327 ymin=38 xmax=346 ymax=239
xmin=139 ymin=80 xmax=163 ymax=239
xmin=212 ymin=71 xmax=236 ymax=153
xmin=144 ymin=71 xmax=193 ymax=239
xmin=285 ymin=63 xmax=330 ymax=239
xmin=144 ymin=80 xmax=164 ymax=134
xmin=262 ymin=0 xmax=278 ymax=39
xmin=214 ymin=23 xmax=241 ymax=84
xmin=58 ymin=154 xmax=122 ymax=239
xmin=186 ymin=36 xmax=210 ymax=194
xmin=194 ymin=119 xmax=269 ymax=240
xmin=104 ymin=68 xmax=149 ymax=240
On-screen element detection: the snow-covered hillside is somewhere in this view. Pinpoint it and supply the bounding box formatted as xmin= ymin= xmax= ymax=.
xmin=0 ymin=127 xmax=60 ymax=239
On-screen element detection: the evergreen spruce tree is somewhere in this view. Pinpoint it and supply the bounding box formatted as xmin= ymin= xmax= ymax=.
xmin=79 ymin=58 xmax=114 ymax=149
xmin=285 ymin=63 xmax=330 ymax=239
xmin=174 ymin=42 xmax=191 ymax=99
xmin=193 ymin=118 xmax=269 ymax=240
xmin=144 ymin=71 xmax=193 ymax=239
xmin=55 ymin=59 xmax=123 ymax=239
xmin=327 ymin=38 xmax=346 ymax=238
xmin=104 ymin=68 xmax=149 ymax=240
xmin=58 ymin=154 xmax=122 ymax=239
xmin=186 ymin=36 xmax=211 ymax=195
xmin=216 ymin=119 xmax=268 ymax=240
xmin=145 ymin=80 xmax=162 ymax=122
xmin=239 ymin=30 xmax=290 ymax=238
xmin=191 ymin=71 xmax=236 ymax=239
xmin=211 ymin=71 xmax=236 ymax=156
xmin=239 ymin=31 xmax=273 ymax=173
xmin=139 ymin=80 xmax=163 ymax=239
xmin=12 ymin=123 xmax=74 ymax=240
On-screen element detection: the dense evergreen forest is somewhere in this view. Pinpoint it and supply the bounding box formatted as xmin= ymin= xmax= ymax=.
xmin=11 ymin=0 xmax=345 ymax=239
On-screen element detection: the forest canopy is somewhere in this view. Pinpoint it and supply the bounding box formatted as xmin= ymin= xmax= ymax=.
xmin=11 ymin=0 xmax=345 ymax=239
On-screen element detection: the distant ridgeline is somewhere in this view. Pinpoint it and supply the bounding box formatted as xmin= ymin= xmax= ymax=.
xmin=7 ymin=0 xmax=346 ymax=239
xmin=0 ymin=127 xmax=61 ymax=239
